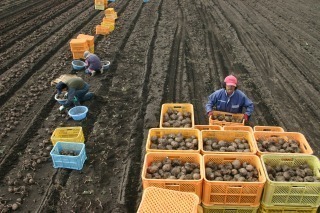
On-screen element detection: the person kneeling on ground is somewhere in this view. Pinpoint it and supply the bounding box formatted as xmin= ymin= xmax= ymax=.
xmin=84 ymin=51 xmax=102 ymax=77
xmin=56 ymin=77 xmax=93 ymax=111
xmin=205 ymin=74 xmax=254 ymax=124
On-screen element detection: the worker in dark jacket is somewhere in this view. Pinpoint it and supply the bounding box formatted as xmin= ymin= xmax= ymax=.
xmin=205 ymin=75 xmax=254 ymax=122
xmin=84 ymin=51 xmax=102 ymax=76
xmin=56 ymin=77 xmax=93 ymax=111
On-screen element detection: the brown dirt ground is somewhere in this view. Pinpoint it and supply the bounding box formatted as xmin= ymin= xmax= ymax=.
xmin=0 ymin=0 xmax=319 ymax=212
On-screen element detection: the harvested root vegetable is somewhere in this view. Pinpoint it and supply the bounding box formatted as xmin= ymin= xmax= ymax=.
xmin=203 ymin=137 xmax=250 ymax=152
xmin=162 ymin=108 xmax=192 ymax=128
xmin=205 ymin=160 xmax=259 ymax=182
xmin=212 ymin=114 xmax=243 ymax=123
xmin=257 ymin=137 xmax=302 ymax=153
xmin=266 ymin=163 xmax=320 ymax=182
xmin=146 ymin=158 xmax=201 ymax=180
xmin=150 ymin=133 xmax=198 ymax=150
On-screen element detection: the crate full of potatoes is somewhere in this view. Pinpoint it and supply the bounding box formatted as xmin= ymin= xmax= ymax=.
xmin=160 ymin=103 xmax=194 ymax=128
xmin=254 ymin=131 xmax=313 ymax=156
xmin=209 ymin=111 xmax=244 ymax=126
xmin=201 ymin=130 xmax=257 ymax=155
xmin=146 ymin=128 xmax=201 ymax=153
xmin=260 ymin=154 xmax=320 ymax=207
xmin=141 ymin=152 xmax=203 ymax=202
xmin=202 ymin=154 xmax=266 ymax=206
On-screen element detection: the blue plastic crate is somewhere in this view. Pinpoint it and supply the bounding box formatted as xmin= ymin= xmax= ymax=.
xmin=50 ymin=142 xmax=86 ymax=170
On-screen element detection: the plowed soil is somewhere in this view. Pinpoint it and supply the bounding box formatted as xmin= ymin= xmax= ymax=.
xmin=0 ymin=0 xmax=319 ymax=212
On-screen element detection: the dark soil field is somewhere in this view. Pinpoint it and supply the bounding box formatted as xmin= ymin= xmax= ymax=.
xmin=0 ymin=0 xmax=319 ymax=212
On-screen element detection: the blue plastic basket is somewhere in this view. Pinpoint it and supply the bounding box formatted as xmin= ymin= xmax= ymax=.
xmin=102 ymin=61 xmax=111 ymax=71
xmin=50 ymin=142 xmax=86 ymax=170
xmin=72 ymin=60 xmax=86 ymax=70
xmin=54 ymin=93 xmax=67 ymax=105
xmin=68 ymin=106 xmax=88 ymax=121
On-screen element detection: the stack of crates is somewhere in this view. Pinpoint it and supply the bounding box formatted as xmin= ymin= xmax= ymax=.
xmin=69 ymin=38 xmax=89 ymax=60
xmin=96 ymin=8 xmax=117 ymax=35
xmin=77 ymin=34 xmax=95 ymax=53
xmin=94 ymin=0 xmax=107 ymax=10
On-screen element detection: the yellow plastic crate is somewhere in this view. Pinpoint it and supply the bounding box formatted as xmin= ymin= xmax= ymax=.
xmin=254 ymin=131 xmax=313 ymax=156
xmin=146 ymin=128 xmax=201 ymax=153
xmin=260 ymin=154 xmax=320 ymax=207
xmin=94 ymin=4 xmax=105 ymax=10
xmin=253 ymin=126 xmax=285 ymax=132
xmin=194 ymin=125 xmax=222 ymax=131
xmin=137 ymin=187 xmax=199 ymax=213
xmin=202 ymin=154 xmax=266 ymax=206
xmin=258 ymin=203 xmax=318 ymax=213
xmin=160 ymin=103 xmax=195 ymax=128
xmin=50 ymin=127 xmax=84 ymax=145
xmin=142 ymin=152 xmax=203 ymax=202
xmin=209 ymin=111 xmax=244 ymax=126
xmin=224 ymin=125 xmax=253 ymax=135
xmin=201 ymin=130 xmax=257 ymax=155
xmin=101 ymin=21 xmax=115 ymax=32
xmin=202 ymin=204 xmax=259 ymax=213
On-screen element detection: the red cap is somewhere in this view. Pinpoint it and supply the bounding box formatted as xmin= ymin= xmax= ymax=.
xmin=224 ymin=75 xmax=237 ymax=86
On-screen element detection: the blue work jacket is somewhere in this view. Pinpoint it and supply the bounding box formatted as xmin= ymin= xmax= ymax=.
xmin=205 ymin=89 xmax=254 ymax=116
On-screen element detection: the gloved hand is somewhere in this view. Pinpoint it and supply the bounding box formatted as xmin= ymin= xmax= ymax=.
xmin=63 ymin=92 xmax=68 ymax=99
xmin=207 ymin=111 xmax=213 ymax=117
xmin=243 ymin=114 xmax=249 ymax=121
xmin=59 ymin=105 xmax=65 ymax=111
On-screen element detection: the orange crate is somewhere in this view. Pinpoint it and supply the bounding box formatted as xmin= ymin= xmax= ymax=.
xmin=137 ymin=187 xmax=199 ymax=213
xmin=70 ymin=39 xmax=89 ymax=52
xmin=146 ymin=128 xmax=201 ymax=153
xmin=253 ymin=126 xmax=285 ymax=132
xmin=194 ymin=125 xmax=222 ymax=131
xmin=72 ymin=51 xmax=85 ymax=60
xmin=141 ymin=152 xmax=203 ymax=202
xmin=96 ymin=25 xmax=110 ymax=35
xmin=77 ymin=34 xmax=95 ymax=47
xmin=160 ymin=103 xmax=195 ymax=128
xmin=105 ymin=8 xmax=115 ymax=15
xmin=209 ymin=111 xmax=244 ymax=126
xmin=105 ymin=13 xmax=117 ymax=20
xmin=102 ymin=17 xmax=115 ymax=24
xmin=201 ymin=130 xmax=257 ymax=155
xmin=224 ymin=125 xmax=253 ymax=135
xmin=254 ymin=131 xmax=313 ymax=156
xmin=202 ymin=154 xmax=266 ymax=206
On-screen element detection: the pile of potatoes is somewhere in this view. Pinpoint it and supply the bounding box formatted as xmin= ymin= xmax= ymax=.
xmin=265 ymin=163 xmax=320 ymax=182
xmin=203 ymin=137 xmax=251 ymax=152
xmin=162 ymin=108 xmax=192 ymax=128
xmin=205 ymin=159 xmax=259 ymax=182
xmin=212 ymin=114 xmax=243 ymax=123
xmin=256 ymin=137 xmax=302 ymax=153
xmin=146 ymin=157 xmax=201 ymax=180
xmin=150 ymin=133 xmax=198 ymax=150
xmin=60 ymin=150 xmax=78 ymax=156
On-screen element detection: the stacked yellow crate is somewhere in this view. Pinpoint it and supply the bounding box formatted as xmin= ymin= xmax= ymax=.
xmin=94 ymin=0 xmax=107 ymax=10
xmin=77 ymin=34 xmax=95 ymax=53
xmin=96 ymin=7 xmax=118 ymax=35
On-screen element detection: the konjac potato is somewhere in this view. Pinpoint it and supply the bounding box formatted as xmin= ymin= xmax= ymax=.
xmin=203 ymin=137 xmax=250 ymax=152
xmin=150 ymin=132 xmax=198 ymax=150
xmin=212 ymin=114 xmax=242 ymax=123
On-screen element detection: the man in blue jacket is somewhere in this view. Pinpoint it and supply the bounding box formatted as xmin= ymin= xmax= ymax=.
xmin=205 ymin=75 xmax=254 ymax=122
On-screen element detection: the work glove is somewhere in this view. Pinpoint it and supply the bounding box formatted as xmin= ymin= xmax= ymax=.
xmin=243 ymin=114 xmax=250 ymax=126
xmin=59 ymin=106 xmax=65 ymax=112
xmin=207 ymin=111 xmax=213 ymax=117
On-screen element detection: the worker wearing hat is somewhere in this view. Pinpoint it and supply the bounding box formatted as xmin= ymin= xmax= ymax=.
xmin=205 ymin=75 xmax=254 ymax=122
xmin=84 ymin=51 xmax=102 ymax=76
xmin=56 ymin=77 xmax=93 ymax=111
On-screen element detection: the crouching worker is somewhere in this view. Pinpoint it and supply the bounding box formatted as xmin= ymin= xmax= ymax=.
xmin=56 ymin=77 xmax=93 ymax=111
xmin=84 ymin=51 xmax=102 ymax=76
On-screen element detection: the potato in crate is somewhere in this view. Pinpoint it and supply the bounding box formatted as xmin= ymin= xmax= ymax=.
xmin=253 ymin=131 xmax=313 ymax=156
xmin=137 ymin=187 xmax=199 ymax=213
xmin=209 ymin=111 xmax=244 ymax=126
xmin=253 ymin=126 xmax=285 ymax=132
xmin=202 ymin=154 xmax=266 ymax=206
xmin=50 ymin=142 xmax=86 ymax=170
xmin=260 ymin=154 xmax=320 ymax=207
xmin=50 ymin=126 xmax=84 ymax=146
xmin=146 ymin=128 xmax=201 ymax=153
xmin=141 ymin=152 xmax=203 ymax=202
xmin=201 ymin=130 xmax=257 ymax=155
xmin=160 ymin=103 xmax=194 ymax=128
